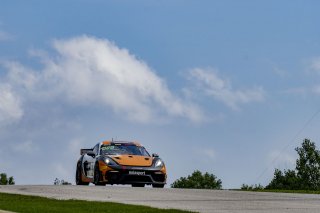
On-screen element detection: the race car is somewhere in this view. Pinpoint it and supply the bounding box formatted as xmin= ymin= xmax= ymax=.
xmin=75 ymin=141 xmax=166 ymax=188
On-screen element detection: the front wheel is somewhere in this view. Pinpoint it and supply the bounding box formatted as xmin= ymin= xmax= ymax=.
xmin=152 ymin=184 xmax=164 ymax=188
xmin=75 ymin=163 xmax=89 ymax=185
xmin=94 ymin=163 xmax=106 ymax=186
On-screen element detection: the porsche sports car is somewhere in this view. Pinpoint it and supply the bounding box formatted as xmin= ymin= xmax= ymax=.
xmin=76 ymin=141 xmax=166 ymax=188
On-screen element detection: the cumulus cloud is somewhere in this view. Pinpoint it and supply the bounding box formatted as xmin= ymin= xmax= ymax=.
xmin=189 ymin=68 xmax=265 ymax=110
xmin=4 ymin=62 xmax=38 ymax=89
xmin=2 ymin=35 xmax=203 ymax=123
xmin=0 ymin=83 xmax=23 ymax=126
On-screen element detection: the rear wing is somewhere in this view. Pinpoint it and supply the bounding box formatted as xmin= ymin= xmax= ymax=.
xmin=80 ymin=148 xmax=93 ymax=155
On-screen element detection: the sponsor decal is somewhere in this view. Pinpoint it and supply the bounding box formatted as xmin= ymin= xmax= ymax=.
xmin=129 ymin=171 xmax=145 ymax=175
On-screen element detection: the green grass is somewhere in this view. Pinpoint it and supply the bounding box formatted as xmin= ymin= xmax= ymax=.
xmin=0 ymin=192 xmax=193 ymax=213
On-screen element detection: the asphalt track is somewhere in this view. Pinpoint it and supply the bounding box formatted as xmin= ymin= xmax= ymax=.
xmin=1 ymin=185 xmax=320 ymax=212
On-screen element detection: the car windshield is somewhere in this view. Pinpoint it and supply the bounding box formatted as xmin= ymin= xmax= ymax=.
xmin=100 ymin=144 xmax=150 ymax=156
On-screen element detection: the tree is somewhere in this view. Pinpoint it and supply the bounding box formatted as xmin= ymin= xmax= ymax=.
xmin=0 ymin=173 xmax=8 ymax=185
xmin=8 ymin=176 xmax=15 ymax=185
xmin=266 ymin=138 xmax=320 ymax=190
xmin=265 ymin=169 xmax=300 ymax=190
xmin=0 ymin=173 xmax=15 ymax=185
xmin=295 ymin=139 xmax=320 ymax=190
xmin=171 ymin=170 xmax=222 ymax=189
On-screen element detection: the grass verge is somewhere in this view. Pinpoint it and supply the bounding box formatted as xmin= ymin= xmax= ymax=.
xmin=0 ymin=192 xmax=193 ymax=213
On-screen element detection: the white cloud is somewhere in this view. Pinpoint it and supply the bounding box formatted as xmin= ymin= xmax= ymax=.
xmin=312 ymin=85 xmax=320 ymax=95
xmin=308 ymin=57 xmax=320 ymax=95
xmin=52 ymin=162 xmax=71 ymax=181
xmin=189 ymin=68 xmax=265 ymax=110
xmin=12 ymin=141 xmax=38 ymax=154
xmin=194 ymin=147 xmax=216 ymax=163
xmin=0 ymin=30 xmax=13 ymax=41
xmin=309 ymin=57 xmax=320 ymax=73
xmin=281 ymin=87 xmax=308 ymax=96
xmin=286 ymin=57 xmax=320 ymax=97
xmin=202 ymin=148 xmax=215 ymax=159
xmin=273 ymin=66 xmax=289 ymax=78
xmin=0 ymin=83 xmax=23 ymax=126
xmin=4 ymin=62 xmax=38 ymax=89
xmin=2 ymin=35 xmax=203 ymax=123
xmin=282 ymin=85 xmax=320 ymax=97
xmin=68 ymin=138 xmax=89 ymax=157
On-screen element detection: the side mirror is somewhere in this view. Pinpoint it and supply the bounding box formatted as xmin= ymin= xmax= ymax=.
xmin=152 ymin=153 xmax=159 ymax=158
xmin=86 ymin=151 xmax=96 ymax=158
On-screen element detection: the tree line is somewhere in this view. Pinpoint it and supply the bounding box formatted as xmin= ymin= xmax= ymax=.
xmin=172 ymin=138 xmax=320 ymax=190
xmin=265 ymin=138 xmax=320 ymax=190
xmin=0 ymin=173 xmax=15 ymax=185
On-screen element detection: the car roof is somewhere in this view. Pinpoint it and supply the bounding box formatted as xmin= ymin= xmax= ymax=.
xmin=101 ymin=140 xmax=142 ymax=147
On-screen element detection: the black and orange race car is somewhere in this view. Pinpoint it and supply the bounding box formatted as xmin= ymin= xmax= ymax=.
xmin=76 ymin=141 xmax=166 ymax=188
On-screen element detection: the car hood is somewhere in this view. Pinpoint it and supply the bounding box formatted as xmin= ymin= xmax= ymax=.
xmin=109 ymin=155 xmax=153 ymax=167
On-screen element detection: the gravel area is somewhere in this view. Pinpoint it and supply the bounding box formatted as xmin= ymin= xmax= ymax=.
xmin=1 ymin=185 xmax=320 ymax=213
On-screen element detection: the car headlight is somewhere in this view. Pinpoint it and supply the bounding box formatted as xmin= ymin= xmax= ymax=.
xmin=105 ymin=158 xmax=117 ymax=166
xmin=155 ymin=159 xmax=164 ymax=168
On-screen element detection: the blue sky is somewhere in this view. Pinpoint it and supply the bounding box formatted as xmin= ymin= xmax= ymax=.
xmin=1 ymin=0 xmax=320 ymax=188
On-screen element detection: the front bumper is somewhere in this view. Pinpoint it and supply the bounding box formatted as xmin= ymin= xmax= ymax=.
xmin=103 ymin=165 xmax=166 ymax=185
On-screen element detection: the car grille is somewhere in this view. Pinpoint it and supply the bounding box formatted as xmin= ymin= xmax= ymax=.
xmin=151 ymin=173 xmax=166 ymax=182
xmin=105 ymin=170 xmax=165 ymax=184
xmin=123 ymin=175 xmax=152 ymax=183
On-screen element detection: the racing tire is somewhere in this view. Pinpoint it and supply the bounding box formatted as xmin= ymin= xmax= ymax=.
xmin=94 ymin=163 xmax=106 ymax=186
xmin=152 ymin=184 xmax=165 ymax=188
xmin=132 ymin=183 xmax=145 ymax=187
xmin=76 ymin=163 xmax=89 ymax=185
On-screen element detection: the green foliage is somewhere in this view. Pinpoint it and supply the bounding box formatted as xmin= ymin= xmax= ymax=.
xmin=265 ymin=169 xmax=300 ymax=190
xmin=171 ymin=170 xmax=222 ymax=189
xmin=8 ymin=176 xmax=15 ymax=185
xmin=266 ymin=139 xmax=320 ymax=190
xmin=295 ymin=139 xmax=320 ymax=190
xmin=0 ymin=173 xmax=7 ymax=185
xmin=0 ymin=192 xmax=191 ymax=213
xmin=241 ymin=183 xmax=264 ymax=191
xmin=0 ymin=173 xmax=15 ymax=185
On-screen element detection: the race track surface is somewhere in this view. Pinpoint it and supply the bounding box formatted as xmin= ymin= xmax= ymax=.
xmin=1 ymin=185 xmax=320 ymax=213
